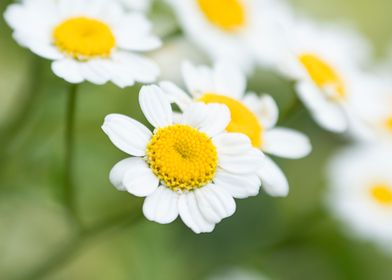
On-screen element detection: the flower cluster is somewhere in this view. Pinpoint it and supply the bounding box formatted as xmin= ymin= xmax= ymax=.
xmin=4 ymin=0 xmax=391 ymax=239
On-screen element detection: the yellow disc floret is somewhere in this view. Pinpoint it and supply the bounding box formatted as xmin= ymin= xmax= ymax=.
xmin=299 ymin=53 xmax=346 ymax=99
xmin=53 ymin=17 xmax=116 ymax=59
xmin=385 ymin=117 xmax=392 ymax=132
xmin=199 ymin=93 xmax=263 ymax=148
xmin=370 ymin=184 xmax=392 ymax=205
xmin=146 ymin=125 xmax=218 ymax=191
xmin=197 ymin=0 xmax=246 ymax=31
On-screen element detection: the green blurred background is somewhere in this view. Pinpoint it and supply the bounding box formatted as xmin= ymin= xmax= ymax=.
xmin=1 ymin=0 xmax=392 ymax=279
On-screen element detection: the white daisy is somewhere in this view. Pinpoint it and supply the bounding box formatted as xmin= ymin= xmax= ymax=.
xmin=165 ymin=0 xmax=292 ymax=72
xmin=327 ymin=144 xmax=392 ymax=251
xmin=349 ymin=75 xmax=392 ymax=142
xmin=277 ymin=19 xmax=370 ymax=133
xmin=4 ymin=0 xmax=161 ymax=87
xmin=160 ymin=61 xmax=312 ymax=197
xmin=102 ymin=84 xmax=264 ymax=233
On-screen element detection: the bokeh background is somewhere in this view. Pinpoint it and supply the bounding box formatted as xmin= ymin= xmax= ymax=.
xmin=1 ymin=0 xmax=392 ymax=279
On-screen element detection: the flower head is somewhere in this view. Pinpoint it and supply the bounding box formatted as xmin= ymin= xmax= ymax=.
xmin=160 ymin=61 xmax=312 ymax=196
xmin=277 ymin=19 xmax=371 ymax=133
xmin=327 ymin=144 xmax=392 ymax=251
xmin=166 ymin=0 xmax=292 ymax=72
xmin=102 ymin=85 xmax=264 ymax=233
xmin=4 ymin=0 xmax=161 ymax=87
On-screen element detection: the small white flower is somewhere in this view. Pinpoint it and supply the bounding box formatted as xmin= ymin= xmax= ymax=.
xmin=160 ymin=61 xmax=312 ymax=197
xmin=4 ymin=0 xmax=161 ymax=87
xmin=166 ymin=0 xmax=292 ymax=72
xmin=327 ymin=144 xmax=392 ymax=251
xmin=102 ymin=84 xmax=264 ymax=233
xmin=278 ymin=19 xmax=371 ymax=133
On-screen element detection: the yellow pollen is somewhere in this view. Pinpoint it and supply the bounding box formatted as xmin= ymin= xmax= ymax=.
xmin=146 ymin=125 xmax=218 ymax=191
xmin=370 ymin=184 xmax=392 ymax=205
xmin=385 ymin=117 xmax=392 ymax=132
xmin=53 ymin=17 xmax=116 ymax=59
xmin=199 ymin=93 xmax=263 ymax=148
xmin=299 ymin=53 xmax=346 ymax=99
xmin=197 ymin=0 xmax=246 ymax=31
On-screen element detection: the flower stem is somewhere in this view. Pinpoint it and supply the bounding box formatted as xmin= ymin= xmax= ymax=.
xmin=64 ymin=84 xmax=79 ymax=221
xmin=279 ymin=94 xmax=303 ymax=125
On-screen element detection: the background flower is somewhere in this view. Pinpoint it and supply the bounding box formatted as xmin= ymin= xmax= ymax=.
xmin=327 ymin=144 xmax=392 ymax=251
xmin=4 ymin=0 xmax=161 ymax=87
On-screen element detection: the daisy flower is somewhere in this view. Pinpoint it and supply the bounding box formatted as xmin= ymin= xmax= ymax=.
xmin=160 ymin=61 xmax=312 ymax=196
xmin=165 ymin=0 xmax=292 ymax=72
xmin=4 ymin=0 xmax=161 ymax=87
xmin=327 ymin=144 xmax=392 ymax=251
xmin=102 ymin=85 xmax=264 ymax=233
xmin=278 ymin=19 xmax=370 ymax=133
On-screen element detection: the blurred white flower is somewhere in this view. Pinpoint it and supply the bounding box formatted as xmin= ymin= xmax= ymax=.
xmin=327 ymin=144 xmax=392 ymax=251
xmin=349 ymin=75 xmax=392 ymax=142
xmin=119 ymin=0 xmax=151 ymax=12
xmin=278 ymin=19 xmax=371 ymax=133
xmin=4 ymin=0 xmax=161 ymax=87
xmin=102 ymin=85 xmax=264 ymax=233
xmin=160 ymin=61 xmax=312 ymax=197
xmin=166 ymin=0 xmax=292 ymax=73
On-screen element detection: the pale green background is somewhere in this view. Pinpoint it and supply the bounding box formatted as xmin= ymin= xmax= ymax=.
xmin=0 ymin=0 xmax=391 ymax=279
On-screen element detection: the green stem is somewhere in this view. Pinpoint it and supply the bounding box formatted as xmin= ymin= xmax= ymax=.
xmin=64 ymin=84 xmax=79 ymax=220
xmin=19 ymin=212 xmax=143 ymax=280
xmin=279 ymin=94 xmax=303 ymax=125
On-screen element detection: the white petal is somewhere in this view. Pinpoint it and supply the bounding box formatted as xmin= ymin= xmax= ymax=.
xmin=243 ymin=94 xmax=279 ymax=129
xmin=120 ymin=53 xmax=160 ymax=84
xmin=257 ymin=156 xmax=289 ymax=197
xmin=159 ymin=81 xmax=193 ymax=111
xmin=122 ymin=158 xmax=159 ymax=197
xmin=212 ymin=133 xmax=252 ymax=155
xmin=182 ymin=61 xmax=213 ymax=97
xmin=79 ymin=60 xmax=110 ymax=85
xmin=51 ymin=59 xmax=84 ymax=84
xmin=213 ymin=61 xmax=246 ymax=100
xmin=198 ymin=104 xmax=231 ymax=137
xmin=110 ymin=157 xmax=159 ymax=197
xmin=195 ymin=184 xmax=236 ymax=224
xmin=219 ymin=148 xmax=264 ymax=174
xmin=263 ymin=128 xmax=312 ymax=159
xmin=178 ymin=191 xmax=215 ymax=234
xmin=143 ymin=186 xmax=179 ymax=224
xmin=102 ymin=114 xmax=151 ymax=156
xmin=139 ymin=85 xmax=173 ymax=128
xmin=30 ymin=44 xmax=63 ymax=60
xmin=296 ymin=82 xmax=348 ymax=133
xmin=214 ymin=170 xmax=261 ymax=199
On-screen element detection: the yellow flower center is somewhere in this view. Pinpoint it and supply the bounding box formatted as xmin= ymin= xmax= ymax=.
xmin=385 ymin=117 xmax=392 ymax=132
xmin=370 ymin=184 xmax=392 ymax=205
xmin=53 ymin=17 xmax=116 ymax=59
xmin=146 ymin=125 xmax=218 ymax=191
xmin=197 ymin=0 xmax=246 ymax=31
xmin=299 ymin=53 xmax=346 ymax=99
xmin=199 ymin=93 xmax=263 ymax=148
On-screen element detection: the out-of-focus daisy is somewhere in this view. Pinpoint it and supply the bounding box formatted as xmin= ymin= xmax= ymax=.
xmin=102 ymin=85 xmax=263 ymax=233
xmin=4 ymin=0 xmax=161 ymax=87
xmin=166 ymin=0 xmax=292 ymax=72
xmin=349 ymin=76 xmax=392 ymax=142
xmin=119 ymin=0 xmax=151 ymax=12
xmin=327 ymin=145 xmax=392 ymax=251
xmin=278 ymin=19 xmax=370 ymax=133
xmin=160 ymin=61 xmax=312 ymax=196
